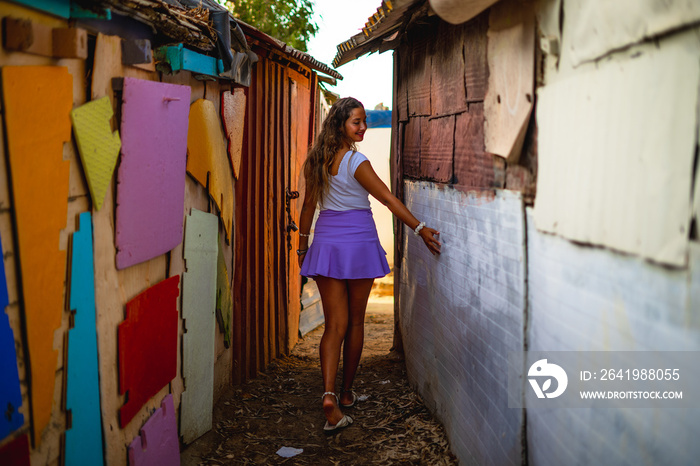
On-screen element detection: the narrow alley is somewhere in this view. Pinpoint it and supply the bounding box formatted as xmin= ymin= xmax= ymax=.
xmin=181 ymin=287 xmax=456 ymax=465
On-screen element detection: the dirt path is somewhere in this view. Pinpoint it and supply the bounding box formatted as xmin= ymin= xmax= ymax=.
xmin=181 ymin=297 xmax=457 ymax=465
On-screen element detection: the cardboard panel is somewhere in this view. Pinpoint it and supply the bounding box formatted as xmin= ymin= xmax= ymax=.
xmin=221 ymin=89 xmax=246 ymax=180
xmin=65 ymin=212 xmax=104 ymax=465
xmin=187 ymin=99 xmax=235 ymax=242
xmin=127 ymin=394 xmax=179 ymax=466
xmin=180 ymin=209 xmax=218 ymax=444
xmin=484 ymin=0 xmax=535 ymax=162
xmin=70 ymin=96 xmax=121 ymax=211
xmin=534 ymin=30 xmax=699 ymax=267
xmin=0 ymin=232 xmax=23 ymax=441
xmin=118 ymin=276 xmax=180 ymax=428
xmin=115 ymin=77 xmax=191 ymax=269
xmin=2 ymin=65 xmax=72 ymax=442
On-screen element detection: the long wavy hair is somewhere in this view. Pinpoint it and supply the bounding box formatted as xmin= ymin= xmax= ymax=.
xmin=303 ymin=97 xmax=364 ymax=205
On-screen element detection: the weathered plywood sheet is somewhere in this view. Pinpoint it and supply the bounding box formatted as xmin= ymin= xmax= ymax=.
xmin=565 ymin=0 xmax=700 ymax=66
xmin=454 ymin=103 xmax=495 ymax=189
xmin=463 ymin=11 xmax=489 ymax=102
xmin=180 ymin=209 xmax=217 ymax=444
xmin=405 ymin=32 xmax=433 ymax=117
xmin=221 ymin=89 xmax=246 ymax=180
xmin=187 ymin=99 xmax=235 ymax=242
xmin=484 ymin=0 xmax=535 ymax=162
xmin=65 ymin=213 xmax=104 ymax=466
xmin=421 ymin=116 xmax=454 ymax=182
xmin=0 ymin=232 xmax=23 ymax=440
xmin=402 ymin=117 xmax=421 ymax=178
xmin=431 ymin=22 xmax=466 ymax=116
xmin=70 ymin=96 xmax=121 ymax=211
xmin=127 ymin=394 xmax=179 ymax=466
xmin=534 ymin=30 xmax=700 ymax=267
xmin=2 ymin=65 xmax=72 ymax=443
xmin=116 ymin=77 xmax=191 ymax=269
xmin=118 ymin=276 xmax=179 ymax=428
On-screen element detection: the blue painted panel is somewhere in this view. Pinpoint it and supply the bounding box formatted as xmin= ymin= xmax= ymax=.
xmin=65 ymin=212 xmax=104 ymax=466
xmin=366 ymin=110 xmax=392 ymax=128
xmin=11 ymin=0 xmax=70 ymax=18
xmin=155 ymin=44 xmax=225 ymax=78
xmin=0 ymin=233 xmax=23 ymax=440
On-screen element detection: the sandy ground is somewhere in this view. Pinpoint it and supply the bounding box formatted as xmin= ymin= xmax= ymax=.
xmin=180 ymin=293 xmax=457 ymax=465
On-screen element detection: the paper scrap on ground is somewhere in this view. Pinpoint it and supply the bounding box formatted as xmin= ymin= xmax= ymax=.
xmin=276 ymin=447 xmax=303 ymax=458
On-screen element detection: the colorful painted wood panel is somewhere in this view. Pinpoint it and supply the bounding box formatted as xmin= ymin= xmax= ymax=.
xmin=180 ymin=209 xmax=218 ymax=443
xmin=0 ymin=433 xmax=30 ymax=466
xmin=71 ymin=96 xmax=121 ymax=211
xmin=127 ymin=394 xmax=179 ymax=466
xmin=216 ymin=236 xmax=232 ymax=348
xmin=221 ymin=89 xmax=246 ymax=179
xmin=11 ymin=0 xmax=70 ymax=18
xmin=118 ymin=276 xmax=180 ymax=428
xmin=187 ymin=99 xmax=234 ymax=243
xmin=65 ymin=212 xmax=104 ymax=466
xmin=2 ymin=66 xmax=72 ymax=442
xmin=115 ymin=77 xmax=191 ymax=269
xmin=0 ymin=233 xmax=23 ymax=441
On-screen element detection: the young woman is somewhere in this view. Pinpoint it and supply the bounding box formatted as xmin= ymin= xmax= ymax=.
xmin=297 ymin=97 xmax=441 ymax=433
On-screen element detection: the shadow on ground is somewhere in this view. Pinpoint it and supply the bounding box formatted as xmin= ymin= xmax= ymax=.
xmin=181 ymin=298 xmax=457 ymax=465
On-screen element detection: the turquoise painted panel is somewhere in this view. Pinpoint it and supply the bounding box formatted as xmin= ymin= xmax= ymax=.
xmin=155 ymin=44 xmax=224 ymax=78
xmin=12 ymin=0 xmax=70 ymax=18
xmin=180 ymin=209 xmax=218 ymax=443
xmin=65 ymin=212 xmax=105 ymax=466
xmin=0 ymin=233 xmax=23 ymax=440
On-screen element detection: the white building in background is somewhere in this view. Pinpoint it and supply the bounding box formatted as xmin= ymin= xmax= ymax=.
xmin=358 ymin=109 xmax=394 ymax=269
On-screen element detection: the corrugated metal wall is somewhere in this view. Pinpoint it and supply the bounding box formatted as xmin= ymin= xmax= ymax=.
xmin=233 ymin=50 xmax=315 ymax=383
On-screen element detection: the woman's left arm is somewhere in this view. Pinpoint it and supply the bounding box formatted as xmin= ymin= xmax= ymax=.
xmin=354 ymin=161 xmax=441 ymax=255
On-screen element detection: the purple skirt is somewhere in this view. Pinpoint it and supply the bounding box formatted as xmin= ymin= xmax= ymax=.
xmin=300 ymin=209 xmax=390 ymax=280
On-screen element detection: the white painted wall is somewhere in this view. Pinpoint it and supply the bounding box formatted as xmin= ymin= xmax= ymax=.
xmin=399 ymin=181 xmax=526 ymax=466
xmin=357 ymin=127 xmax=394 ymax=268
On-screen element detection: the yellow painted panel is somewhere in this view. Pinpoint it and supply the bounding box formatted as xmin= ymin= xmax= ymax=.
xmin=70 ymin=96 xmax=121 ymax=211
xmin=187 ymin=99 xmax=234 ymax=242
xmin=2 ymin=66 xmax=72 ymax=442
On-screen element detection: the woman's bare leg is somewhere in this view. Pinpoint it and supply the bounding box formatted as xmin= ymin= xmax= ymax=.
xmin=340 ymin=278 xmax=374 ymax=406
xmin=315 ymin=276 xmax=349 ymax=425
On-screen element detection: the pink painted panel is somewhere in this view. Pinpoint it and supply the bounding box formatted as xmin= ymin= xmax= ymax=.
xmin=115 ymin=77 xmax=191 ymax=269
xmin=127 ymin=394 xmax=179 ymax=466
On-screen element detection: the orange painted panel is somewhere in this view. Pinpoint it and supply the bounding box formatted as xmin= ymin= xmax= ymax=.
xmin=187 ymin=99 xmax=234 ymax=242
xmin=2 ymin=66 xmax=72 ymax=442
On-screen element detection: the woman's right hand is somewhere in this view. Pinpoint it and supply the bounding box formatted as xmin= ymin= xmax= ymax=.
xmin=420 ymin=227 xmax=442 ymax=255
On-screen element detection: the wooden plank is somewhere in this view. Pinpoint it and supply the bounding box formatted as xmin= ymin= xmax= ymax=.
xmin=121 ymin=39 xmax=151 ymax=65
xmin=402 ymin=117 xmax=421 ymax=178
xmin=2 ymin=17 xmax=86 ymax=58
xmin=431 ymin=22 xmax=467 ymax=117
xmin=118 ymin=276 xmax=179 ymax=428
xmin=396 ymin=49 xmax=408 ymax=122
xmin=216 ymin=236 xmax=232 ymax=348
xmin=155 ymin=44 xmax=223 ymax=78
xmin=116 ymin=77 xmax=190 ymax=269
xmin=263 ymin=60 xmax=272 ymax=368
xmin=127 ymin=394 xmax=179 ymax=466
xmin=252 ymin=59 xmax=265 ymax=378
xmin=274 ymin=65 xmax=285 ymax=355
xmin=420 ymin=115 xmax=454 ymax=183
xmin=2 ymin=65 xmax=72 ymax=443
xmin=221 ymin=88 xmax=246 ymax=180
xmin=0 ymin=232 xmax=23 ymax=440
xmin=90 ymin=32 xmax=166 ymax=466
xmin=406 ymin=29 xmax=433 ymax=117
xmin=70 ymin=96 xmax=121 ymax=211
xmin=454 ymin=102 xmax=501 ymax=189
xmin=180 ymin=209 xmax=218 ymax=444
xmin=463 ymin=11 xmax=489 ymax=102
xmin=484 ymin=0 xmax=535 ymax=161
xmin=64 ymin=212 xmax=104 ymax=466
xmin=187 ymin=99 xmax=235 ymax=243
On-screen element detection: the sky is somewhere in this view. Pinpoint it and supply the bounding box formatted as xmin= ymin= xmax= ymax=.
xmin=306 ymin=0 xmax=394 ymax=110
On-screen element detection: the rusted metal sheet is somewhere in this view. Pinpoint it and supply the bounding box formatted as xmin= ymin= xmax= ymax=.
xmin=453 ymin=102 xmax=499 ymax=189
xmin=405 ymin=30 xmax=433 ymax=117
xmin=463 ymin=11 xmax=489 ymax=102
xmin=431 ymin=22 xmax=466 ymax=116
xmin=420 ymin=115 xmax=454 ymax=182
xmin=402 ymin=117 xmax=422 ymax=178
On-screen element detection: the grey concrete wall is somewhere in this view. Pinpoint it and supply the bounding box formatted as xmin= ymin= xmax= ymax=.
xmin=399 ymin=181 xmax=526 ymax=465
xmin=526 ymin=208 xmax=700 ymax=466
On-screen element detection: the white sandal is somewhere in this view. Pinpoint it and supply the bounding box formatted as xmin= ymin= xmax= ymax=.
xmin=321 ymin=392 xmax=353 ymax=434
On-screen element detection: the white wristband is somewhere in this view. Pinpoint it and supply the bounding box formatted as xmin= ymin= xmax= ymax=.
xmin=413 ymin=222 xmax=425 ymax=236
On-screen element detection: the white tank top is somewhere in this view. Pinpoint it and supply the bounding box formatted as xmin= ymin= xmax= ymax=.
xmin=319 ymin=150 xmax=371 ymax=211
